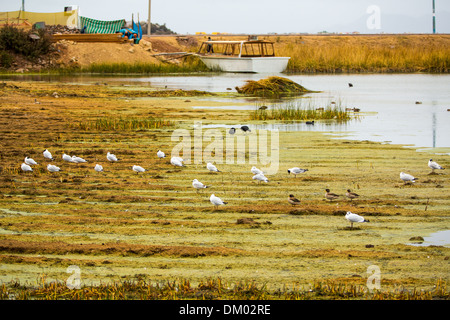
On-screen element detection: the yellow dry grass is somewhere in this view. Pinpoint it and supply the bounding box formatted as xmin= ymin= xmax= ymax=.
xmin=198 ymin=34 xmax=450 ymax=73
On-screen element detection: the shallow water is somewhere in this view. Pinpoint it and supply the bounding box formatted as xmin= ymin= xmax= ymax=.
xmin=147 ymin=73 xmax=450 ymax=151
xmin=3 ymin=73 xmax=450 ymax=152
xmin=407 ymin=230 xmax=450 ymax=248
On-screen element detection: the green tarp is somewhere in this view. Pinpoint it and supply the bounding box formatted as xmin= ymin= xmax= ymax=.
xmin=79 ymin=16 xmax=125 ymax=34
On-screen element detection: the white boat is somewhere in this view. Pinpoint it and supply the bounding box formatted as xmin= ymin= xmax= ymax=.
xmin=197 ymin=39 xmax=290 ymax=73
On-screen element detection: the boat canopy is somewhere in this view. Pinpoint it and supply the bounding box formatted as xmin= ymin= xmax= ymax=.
xmin=197 ymin=40 xmax=276 ymax=58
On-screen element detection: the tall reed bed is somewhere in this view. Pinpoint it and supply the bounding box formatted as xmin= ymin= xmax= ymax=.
xmin=250 ymin=99 xmax=353 ymax=121
xmin=80 ymin=58 xmax=209 ymax=74
xmin=75 ymin=117 xmax=174 ymax=131
xmin=276 ymin=35 xmax=450 ymax=73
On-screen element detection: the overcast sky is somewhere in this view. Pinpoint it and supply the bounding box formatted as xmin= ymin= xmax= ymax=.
xmin=2 ymin=0 xmax=450 ymax=34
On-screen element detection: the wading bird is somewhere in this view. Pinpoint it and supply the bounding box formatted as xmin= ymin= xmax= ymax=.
xmin=192 ymin=179 xmax=208 ymax=192
xmin=288 ymin=194 xmax=301 ymax=206
xmin=346 ymin=189 xmax=360 ymax=201
xmin=132 ymin=165 xmax=145 ymax=174
xmin=345 ymin=211 xmax=369 ymax=229
xmin=21 ymin=163 xmax=33 ymax=172
xmin=251 ymin=166 xmax=263 ymax=175
xmin=210 ymin=194 xmax=227 ymax=208
xmin=325 ymin=189 xmax=340 ymax=201
xmin=24 ymin=156 xmax=38 ymax=166
xmin=43 ymin=149 xmax=54 ymax=161
xmin=288 ymin=167 xmax=308 ymax=177
xmin=170 ymin=157 xmax=184 ymax=167
xmin=252 ymin=173 xmax=269 ymax=183
xmin=428 ymin=159 xmax=444 ymax=173
xmin=157 ymin=150 xmax=165 ymax=159
xmin=400 ymin=172 xmax=417 ymax=184
xmin=207 ymin=162 xmax=220 ymax=172
xmin=72 ymin=156 xmax=87 ymax=163
xmin=107 ymin=152 xmax=119 ymax=162
xmin=47 ymin=164 xmax=61 ymax=172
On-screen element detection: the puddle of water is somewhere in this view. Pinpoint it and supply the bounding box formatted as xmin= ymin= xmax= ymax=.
xmin=407 ymin=230 xmax=450 ymax=248
xmin=0 ymin=208 xmax=44 ymax=216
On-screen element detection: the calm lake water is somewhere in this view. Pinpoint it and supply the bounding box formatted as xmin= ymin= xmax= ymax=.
xmin=4 ymin=73 xmax=450 ymax=153
xmin=136 ymin=73 xmax=450 ymax=152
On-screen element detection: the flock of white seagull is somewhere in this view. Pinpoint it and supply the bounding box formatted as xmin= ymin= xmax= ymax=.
xmin=19 ymin=146 xmax=445 ymax=229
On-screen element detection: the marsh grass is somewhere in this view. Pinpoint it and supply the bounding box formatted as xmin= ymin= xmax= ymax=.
xmin=80 ymin=59 xmax=209 ymax=74
xmin=1 ymin=277 xmax=447 ymax=300
xmin=74 ymin=117 xmax=175 ymax=131
xmin=0 ymin=80 xmax=449 ymax=300
xmin=250 ymin=99 xmax=352 ymax=121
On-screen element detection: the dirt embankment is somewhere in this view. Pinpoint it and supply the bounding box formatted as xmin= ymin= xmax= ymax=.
xmin=9 ymin=35 xmax=196 ymax=72
xmin=56 ymin=36 xmax=192 ymax=67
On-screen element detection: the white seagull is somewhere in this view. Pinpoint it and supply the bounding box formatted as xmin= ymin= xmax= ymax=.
xmin=400 ymin=172 xmax=418 ymax=184
xmin=72 ymin=155 xmax=87 ymax=163
xmin=287 ymin=167 xmax=308 ymax=177
xmin=170 ymin=156 xmax=184 ymax=167
xmin=251 ymin=166 xmax=263 ymax=175
xmin=107 ymin=152 xmax=118 ymax=162
xmin=157 ymin=150 xmax=165 ymax=159
xmin=252 ymin=173 xmax=269 ymax=183
xmin=207 ymin=162 xmax=220 ymax=172
xmin=132 ymin=165 xmax=146 ymax=173
xmin=428 ymin=159 xmax=444 ymax=173
xmin=172 ymin=156 xmax=184 ymax=162
xmin=345 ymin=211 xmax=369 ymax=229
xmin=43 ymin=149 xmax=54 ymax=161
xmin=24 ymin=156 xmax=38 ymax=166
xmin=94 ymin=164 xmax=103 ymax=172
xmin=192 ymin=179 xmax=208 ymax=192
xmin=210 ymin=194 xmax=227 ymax=208
xmin=47 ymin=164 xmax=61 ymax=172
xmin=62 ymin=153 xmax=74 ymax=162
xmin=21 ymin=163 xmax=33 ymax=172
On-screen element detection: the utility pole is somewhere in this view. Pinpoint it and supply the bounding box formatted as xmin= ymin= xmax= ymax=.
xmin=22 ymin=0 xmax=25 ymax=11
xmin=432 ymin=0 xmax=436 ymax=34
xmin=147 ymin=0 xmax=151 ymax=36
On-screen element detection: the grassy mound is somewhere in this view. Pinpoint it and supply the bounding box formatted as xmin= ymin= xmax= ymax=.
xmin=235 ymin=76 xmax=313 ymax=97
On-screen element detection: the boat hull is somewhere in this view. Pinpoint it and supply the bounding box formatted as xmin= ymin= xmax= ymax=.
xmin=198 ymin=56 xmax=290 ymax=73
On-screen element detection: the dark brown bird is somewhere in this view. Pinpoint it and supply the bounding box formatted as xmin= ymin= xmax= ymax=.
xmin=346 ymin=189 xmax=360 ymax=201
xmin=288 ymin=194 xmax=301 ymax=206
xmin=325 ymin=189 xmax=339 ymax=201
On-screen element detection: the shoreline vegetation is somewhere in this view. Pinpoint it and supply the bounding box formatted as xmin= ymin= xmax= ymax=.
xmin=69 ymin=34 xmax=450 ymax=74
xmin=1 ymin=28 xmax=449 ymax=74
xmin=277 ymin=34 xmax=450 ymax=73
xmin=250 ymin=100 xmax=353 ymax=122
